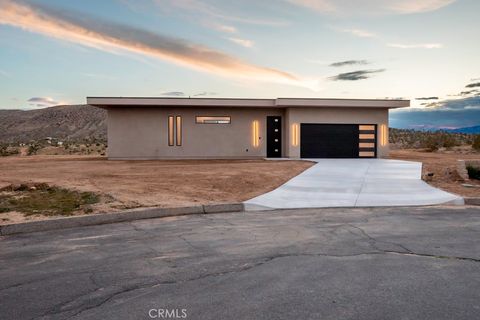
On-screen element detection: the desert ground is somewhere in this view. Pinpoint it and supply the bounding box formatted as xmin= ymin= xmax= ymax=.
xmin=1 ymin=148 xmax=479 ymax=225
xmin=0 ymin=156 xmax=312 ymax=224
xmin=390 ymin=149 xmax=480 ymax=197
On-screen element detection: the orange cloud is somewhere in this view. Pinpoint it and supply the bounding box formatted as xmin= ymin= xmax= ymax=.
xmin=0 ymin=0 xmax=316 ymax=89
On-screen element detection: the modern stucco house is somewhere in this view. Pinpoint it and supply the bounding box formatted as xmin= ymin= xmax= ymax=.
xmin=87 ymin=97 xmax=409 ymax=160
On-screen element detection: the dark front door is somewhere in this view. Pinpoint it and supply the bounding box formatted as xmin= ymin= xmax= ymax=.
xmin=300 ymin=124 xmax=359 ymax=158
xmin=267 ymin=116 xmax=282 ymax=158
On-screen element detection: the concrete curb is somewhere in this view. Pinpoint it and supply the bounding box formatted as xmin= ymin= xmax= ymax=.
xmin=0 ymin=203 xmax=244 ymax=236
xmin=464 ymin=197 xmax=480 ymax=206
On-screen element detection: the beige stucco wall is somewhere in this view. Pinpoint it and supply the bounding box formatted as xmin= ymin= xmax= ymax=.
xmin=107 ymin=107 xmax=284 ymax=159
xmin=284 ymin=107 xmax=389 ymax=158
xmin=106 ymin=106 xmax=390 ymax=159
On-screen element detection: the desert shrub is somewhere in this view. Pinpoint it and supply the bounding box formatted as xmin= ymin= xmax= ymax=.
xmin=442 ymin=134 xmax=457 ymax=148
xmin=27 ymin=144 xmax=40 ymax=155
xmin=0 ymin=145 xmax=19 ymax=157
xmin=424 ymin=136 xmax=440 ymax=151
xmin=473 ymin=135 xmax=480 ymax=151
xmin=467 ymin=165 xmax=480 ymax=180
xmin=390 ymin=128 xmax=473 ymax=149
xmin=420 ymin=132 xmax=460 ymax=151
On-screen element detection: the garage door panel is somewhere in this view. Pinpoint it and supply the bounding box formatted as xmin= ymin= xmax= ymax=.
xmin=301 ymin=124 xmax=359 ymax=158
xmin=300 ymin=124 xmax=377 ymax=158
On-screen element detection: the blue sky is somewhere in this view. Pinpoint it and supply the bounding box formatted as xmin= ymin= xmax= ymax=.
xmin=0 ymin=0 xmax=479 ymax=128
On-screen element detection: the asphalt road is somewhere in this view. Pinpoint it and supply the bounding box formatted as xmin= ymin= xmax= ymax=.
xmin=1 ymin=206 xmax=479 ymax=320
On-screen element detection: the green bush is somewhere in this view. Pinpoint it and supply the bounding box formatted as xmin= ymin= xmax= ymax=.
xmin=467 ymin=165 xmax=480 ymax=180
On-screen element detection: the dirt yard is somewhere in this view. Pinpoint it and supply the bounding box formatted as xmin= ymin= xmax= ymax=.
xmin=0 ymin=156 xmax=313 ymax=224
xmin=390 ymin=149 xmax=480 ymax=197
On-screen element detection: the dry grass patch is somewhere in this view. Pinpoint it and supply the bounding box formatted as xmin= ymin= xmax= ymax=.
xmin=0 ymin=183 xmax=99 ymax=216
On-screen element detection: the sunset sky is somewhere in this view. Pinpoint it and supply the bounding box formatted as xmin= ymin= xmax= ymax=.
xmin=0 ymin=0 xmax=479 ymax=128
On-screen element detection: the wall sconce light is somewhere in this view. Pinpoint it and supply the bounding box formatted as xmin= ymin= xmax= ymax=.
xmin=252 ymin=120 xmax=259 ymax=147
xmin=380 ymin=124 xmax=388 ymax=146
xmin=291 ymin=123 xmax=299 ymax=147
xmin=176 ymin=116 xmax=182 ymax=146
xmin=168 ymin=116 xmax=174 ymax=146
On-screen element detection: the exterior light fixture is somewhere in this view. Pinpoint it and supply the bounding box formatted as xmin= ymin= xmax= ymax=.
xmin=252 ymin=120 xmax=259 ymax=147
xmin=168 ymin=116 xmax=174 ymax=146
xmin=380 ymin=124 xmax=387 ymax=146
xmin=176 ymin=116 xmax=182 ymax=146
xmin=291 ymin=123 xmax=299 ymax=147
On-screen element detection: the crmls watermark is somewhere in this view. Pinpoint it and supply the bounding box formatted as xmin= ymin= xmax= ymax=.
xmin=148 ymin=308 xmax=188 ymax=319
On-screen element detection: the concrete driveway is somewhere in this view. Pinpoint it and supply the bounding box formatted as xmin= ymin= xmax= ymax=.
xmin=245 ymin=159 xmax=464 ymax=210
xmin=1 ymin=206 xmax=479 ymax=320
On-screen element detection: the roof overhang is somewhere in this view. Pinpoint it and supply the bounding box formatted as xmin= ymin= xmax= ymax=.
xmin=87 ymin=97 xmax=410 ymax=109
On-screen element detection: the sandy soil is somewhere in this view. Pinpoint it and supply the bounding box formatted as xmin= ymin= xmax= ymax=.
xmin=0 ymin=155 xmax=313 ymax=224
xmin=390 ymin=149 xmax=480 ymax=197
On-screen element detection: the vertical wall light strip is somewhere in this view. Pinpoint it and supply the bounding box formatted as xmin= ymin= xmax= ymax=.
xmin=255 ymin=121 xmax=258 ymax=147
xmin=176 ymin=116 xmax=182 ymax=146
xmin=168 ymin=116 xmax=174 ymax=146
xmin=252 ymin=120 xmax=259 ymax=147
xmin=291 ymin=123 xmax=299 ymax=147
xmin=380 ymin=124 xmax=387 ymax=146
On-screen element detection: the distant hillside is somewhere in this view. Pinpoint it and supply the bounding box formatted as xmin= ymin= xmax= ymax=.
xmin=0 ymin=105 xmax=106 ymax=143
xmin=446 ymin=125 xmax=480 ymax=134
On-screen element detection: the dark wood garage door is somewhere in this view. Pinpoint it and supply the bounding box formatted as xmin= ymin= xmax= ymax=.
xmin=300 ymin=124 xmax=376 ymax=158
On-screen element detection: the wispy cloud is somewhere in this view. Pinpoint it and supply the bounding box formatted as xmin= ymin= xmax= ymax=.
xmin=157 ymin=0 xmax=289 ymax=26
xmin=227 ymin=37 xmax=254 ymax=48
xmin=339 ymin=28 xmax=376 ymax=38
xmin=0 ymin=69 xmax=9 ymax=77
xmin=213 ymin=24 xmax=237 ymax=33
xmin=0 ymin=0 xmax=315 ymax=89
xmin=329 ymin=69 xmax=385 ymax=81
xmin=460 ymin=89 xmax=479 ymax=96
xmin=287 ymin=0 xmax=456 ymax=15
xmin=285 ymin=0 xmax=335 ymax=13
xmin=388 ymin=0 xmax=456 ymax=14
xmin=27 ymin=97 xmax=61 ymax=107
xmin=159 ymin=91 xmax=218 ymax=97
xmin=387 ymin=43 xmax=443 ymax=49
xmin=415 ymin=96 xmax=439 ymax=100
xmin=329 ymin=60 xmax=369 ymax=67
xmin=81 ymin=73 xmax=116 ymax=80
xmin=160 ymin=91 xmax=186 ymax=97
xmin=466 ymin=82 xmax=480 ymax=88
xmin=193 ymin=91 xmax=217 ymax=96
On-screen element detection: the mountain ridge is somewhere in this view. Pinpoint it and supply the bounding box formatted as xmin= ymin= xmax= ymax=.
xmin=0 ymin=105 xmax=106 ymax=143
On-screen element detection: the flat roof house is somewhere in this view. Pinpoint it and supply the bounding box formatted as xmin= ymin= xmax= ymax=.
xmin=88 ymin=97 xmax=409 ymax=160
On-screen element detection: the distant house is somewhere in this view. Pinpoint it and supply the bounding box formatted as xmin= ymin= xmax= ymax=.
xmin=88 ymin=97 xmax=409 ymax=160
